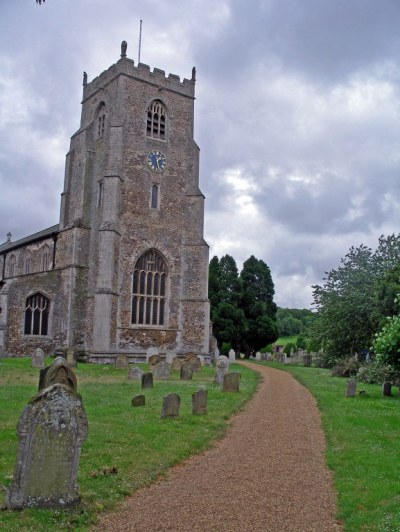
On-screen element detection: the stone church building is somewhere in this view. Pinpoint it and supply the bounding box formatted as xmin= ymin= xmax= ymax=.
xmin=0 ymin=42 xmax=210 ymax=362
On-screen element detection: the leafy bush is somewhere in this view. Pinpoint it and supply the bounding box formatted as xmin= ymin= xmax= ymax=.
xmin=220 ymin=342 xmax=232 ymax=356
xmin=260 ymin=343 xmax=274 ymax=353
xmin=284 ymin=342 xmax=296 ymax=356
xmin=331 ymin=357 xmax=360 ymax=377
xmin=357 ymin=362 xmax=399 ymax=385
xmin=373 ymin=313 xmax=400 ymax=371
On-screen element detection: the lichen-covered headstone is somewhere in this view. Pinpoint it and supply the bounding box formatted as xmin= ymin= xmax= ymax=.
xmin=148 ymin=354 xmax=161 ymax=371
xmin=161 ymin=393 xmax=180 ymax=418
xmin=131 ymin=394 xmax=146 ymax=407
xmin=346 ymin=379 xmax=357 ymax=397
xmin=146 ymin=347 xmax=159 ymax=364
xmin=115 ymin=354 xmax=129 ymax=369
xmin=154 ymin=361 xmax=170 ymax=380
xmin=382 ymin=382 xmax=392 ymax=397
xmin=5 ymin=383 xmax=88 ymax=509
xmin=192 ymin=389 xmax=208 ymax=415
xmin=180 ymin=362 xmax=193 ymax=380
xmin=32 ymin=348 xmax=45 ymax=369
xmin=128 ymin=365 xmax=143 ymax=381
xmin=165 ymin=352 xmax=175 ymax=365
xmin=214 ymin=355 xmax=229 ymax=385
xmin=39 ymin=357 xmax=77 ymax=393
xmin=223 ymin=372 xmax=241 ymax=392
xmin=141 ymin=372 xmax=153 ymax=389
xmin=186 ymin=354 xmax=201 ymax=372
xmin=171 ymin=357 xmax=182 ymax=371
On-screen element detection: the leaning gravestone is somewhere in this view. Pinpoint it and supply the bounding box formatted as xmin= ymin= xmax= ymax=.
xmin=346 ymin=379 xmax=357 ymax=397
xmin=214 ymin=355 xmax=229 ymax=385
xmin=154 ymin=361 xmax=170 ymax=380
xmin=38 ymin=357 xmax=77 ymax=393
xmin=382 ymin=382 xmax=392 ymax=397
xmin=171 ymin=357 xmax=182 ymax=371
xmin=148 ymin=354 xmax=161 ymax=371
xmin=131 ymin=394 xmax=146 ymax=407
xmin=141 ymin=372 xmax=153 ymax=389
xmin=180 ymin=362 xmax=193 ymax=380
xmin=32 ymin=348 xmax=45 ymax=369
xmin=115 ymin=354 xmax=129 ymax=369
xmin=128 ymin=365 xmax=143 ymax=381
xmin=5 ymin=383 xmax=88 ymax=509
xmin=223 ymin=372 xmax=241 ymax=392
xmin=192 ymin=389 xmax=208 ymax=415
xmin=161 ymin=393 xmax=180 ymax=418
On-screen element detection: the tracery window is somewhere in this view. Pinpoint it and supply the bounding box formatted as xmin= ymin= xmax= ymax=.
xmin=146 ymin=100 xmax=166 ymax=140
xmin=25 ymin=256 xmax=32 ymax=275
xmin=24 ymin=293 xmax=50 ymax=336
xmin=41 ymin=247 xmax=49 ymax=271
xmin=131 ymin=249 xmax=167 ymax=326
xmin=96 ymin=103 xmax=106 ymax=139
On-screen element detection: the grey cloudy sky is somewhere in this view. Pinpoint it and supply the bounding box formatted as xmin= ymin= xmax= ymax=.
xmin=1 ymin=0 xmax=400 ymax=309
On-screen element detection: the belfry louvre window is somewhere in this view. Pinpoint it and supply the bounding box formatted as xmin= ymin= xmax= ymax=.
xmin=146 ymin=100 xmax=166 ymax=140
xmin=131 ymin=250 xmax=166 ymax=326
xmin=24 ymin=293 xmax=50 ymax=336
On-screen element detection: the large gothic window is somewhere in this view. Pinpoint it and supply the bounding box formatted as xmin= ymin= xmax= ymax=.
xmin=96 ymin=102 xmax=106 ymax=139
xmin=8 ymin=255 xmax=16 ymax=277
xmin=146 ymin=100 xmax=166 ymax=140
xmin=24 ymin=293 xmax=50 ymax=336
xmin=131 ymin=249 xmax=167 ymax=326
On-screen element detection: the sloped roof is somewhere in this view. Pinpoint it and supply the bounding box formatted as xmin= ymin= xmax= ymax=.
xmin=0 ymin=224 xmax=59 ymax=253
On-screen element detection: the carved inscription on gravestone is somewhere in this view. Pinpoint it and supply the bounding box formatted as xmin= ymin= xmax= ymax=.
xmin=32 ymin=348 xmax=45 ymax=369
xmin=223 ymin=372 xmax=241 ymax=392
xmin=5 ymin=384 xmax=88 ymax=509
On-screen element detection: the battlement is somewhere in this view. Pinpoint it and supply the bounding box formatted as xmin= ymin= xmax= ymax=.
xmin=83 ymin=42 xmax=196 ymax=101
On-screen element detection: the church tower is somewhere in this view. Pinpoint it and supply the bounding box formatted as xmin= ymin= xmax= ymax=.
xmin=58 ymin=41 xmax=210 ymax=361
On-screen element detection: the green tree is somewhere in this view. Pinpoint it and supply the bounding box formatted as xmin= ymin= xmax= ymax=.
xmin=373 ymin=296 xmax=400 ymax=373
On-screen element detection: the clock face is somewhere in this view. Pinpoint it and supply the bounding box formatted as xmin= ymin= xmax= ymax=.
xmin=147 ymin=150 xmax=166 ymax=173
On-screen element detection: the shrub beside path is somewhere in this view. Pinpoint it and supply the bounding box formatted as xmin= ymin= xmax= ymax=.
xmin=95 ymin=361 xmax=341 ymax=531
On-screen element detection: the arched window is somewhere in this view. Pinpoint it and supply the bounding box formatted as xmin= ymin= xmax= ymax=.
xmin=25 ymin=255 xmax=32 ymax=275
xmin=8 ymin=255 xmax=16 ymax=277
xmin=41 ymin=247 xmax=49 ymax=272
xmin=96 ymin=102 xmax=106 ymax=139
xmin=131 ymin=249 xmax=167 ymax=326
xmin=151 ymin=184 xmax=159 ymax=209
xmin=24 ymin=293 xmax=50 ymax=336
xmin=146 ymin=100 xmax=166 ymax=140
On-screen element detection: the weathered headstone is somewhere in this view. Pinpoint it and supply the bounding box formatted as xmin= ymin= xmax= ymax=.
xmin=5 ymin=383 xmax=88 ymax=509
xmin=39 ymin=357 xmax=77 ymax=393
xmin=228 ymin=349 xmax=236 ymax=363
xmin=148 ymin=354 xmax=161 ymax=370
xmin=161 ymin=393 xmax=180 ymax=418
xmin=255 ymin=351 xmax=261 ymax=361
xmin=65 ymin=348 xmax=77 ymax=368
xmin=346 ymin=379 xmax=357 ymax=397
xmin=382 ymin=382 xmax=392 ymax=397
xmin=154 ymin=361 xmax=170 ymax=380
xmin=171 ymin=357 xmax=182 ymax=371
xmin=141 ymin=372 xmax=153 ymax=389
xmin=146 ymin=347 xmax=159 ymax=362
xmin=131 ymin=394 xmax=146 ymax=407
xmin=115 ymin=354 xmax=129 ymax=369
xmin=128 ymin=365 xmax=143 ymax=381
xmin=223 ymin=372 xmax=241 ymax=392
xmin=165 ymin=352 xmax=175 ymax=365
xmin=32 ymin=348 xmax=45 ymax=369
xmin=186 ymin=354 xmax=202 ymax=372
xmin=214 ymin=355 xmax=229 ymax=385
xmin=184 ymin=351 xmax=197 ymax=362
xmin=192 ymin=389 xmax=208 ymax=415
xmin=303 ymin=354 xmax=312 ymax=367
xmin=180 ymin=362 xmax=193 ymax=380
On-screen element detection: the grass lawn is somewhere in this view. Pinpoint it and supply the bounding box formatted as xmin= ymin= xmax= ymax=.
xmin=0 ymin=358 xmax=259 ymax=530
xmin=262 ymin=361 xmax=400 ymax=532
xmin=275 ymin=336 xmax=298 ymax=346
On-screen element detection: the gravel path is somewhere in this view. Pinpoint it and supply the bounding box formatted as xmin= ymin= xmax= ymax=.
xmin=94 ymin=362 xmax=341 ymax=531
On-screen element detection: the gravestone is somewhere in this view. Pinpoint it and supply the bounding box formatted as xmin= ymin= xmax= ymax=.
xmin=148 ymin=354 xmax=161 ymax=370
xmin=115 ymin=354 xmax=129 ymax=369
xmin=203 ymin=355 xmax=212 ymax=367
xmin=303 ymin=354 xmax=312 ymax=367
xmin=165 ymin=352 xmax=175 ymax=365
xmin=146 ymin=347 xmax=159 ymax=362
xmin=5 ymin=383 xmax=88 ymax=509
xmin=214 ymin=355 xmax=229 ymax=385
xmin=161 ymin=393 xmax=180 ymax=418
xmin=180 ymin=362 xmax=193 ymax=380
xmin=128 ymin=365 xmax=143 ymax=381
xmin=131 ymin=394 xmax=145 ymax=407
xmin=171 ymin=357 xmax=182 ymax=371
xmin=65 ymin=348 xmax=77 ymax=368
xmin=255 ymin=351 xmax=261 ymax=361
xmin=39 ymin=357 xmax=77 ymax=393
xmin=141 ymin=372 xmax=153 ymax=389
xmin=184 ymin=351 xmax=197 ymax=362
xmin=223 ymin=372 xmax=241 ymax=392
xmin=346 ymin=379 xmax=357 ymax=397
xmin=192 ymin=389 xmax=208 ymax=415
xmin=228 ymin=349 xmax=236 ymax=363
xmin=186 ymin=354 xmax=201 ymax=372
xmin=32 ymin=348 xmax=45 ymax=369
xmin=154 ymin=361 xmax=170 ymax=380
xmin=382 ymin=382 xmax=392 ymax=397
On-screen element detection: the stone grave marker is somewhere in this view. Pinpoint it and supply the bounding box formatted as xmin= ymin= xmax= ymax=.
xmin=346 ymin=379 xmax=357 ymax=397
xmin=180 ymin=362 xmax=193 ymax=380
xmin=223 ymin=371 xmax=241 ymax=392
xmin=154 ymin=361 xmax=170 ymax=380
xmin=115 ymin=354 xmax=129 ymax=369
xmin=39 ymin=357 xmax=77 ymax=393
xmin=255 ymin=351 xmax=261 ymax=361
xmin=186 ymin=354 xmax=201 ymax=372
xmin=192 ymin=389 xmax=208 ymax=415
xmin=228 ymin=349 xmax=236 ymax=363
xmin=148 ymin=354 xmax=161 ymax=370
xmin=128 ymin=365 xmax=143 ymax=381
xmin=214 ymin=355 xmax=229 ymax=385
xmin=5 ymin=383 xmax=88 ymax=509
xmin=131 ymin=394 xmax=146 ymax=407
xmin=303 ymin=354 xmax=312 ymax=367
xmin=141 ymin=372 xmax=153 ymax=389
xmin=161 ymin=393 xmax=180 ymax=418
xmin=65 ymin=348 xmax=77 ymax=368
xmin=146 ymin=346 xmax=159 ymax=362
xmin=32 ymin=348 xmax=45 ymax=369
xmin=165 ymin=352 xmax=175 ymax=365
xmin=184 ymin=351 xmax=196 ymax=362
xmin=171 ymin=357 xmax=182 ymax=371
xmin=382 ymin=382 xmax=392 ymax=396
